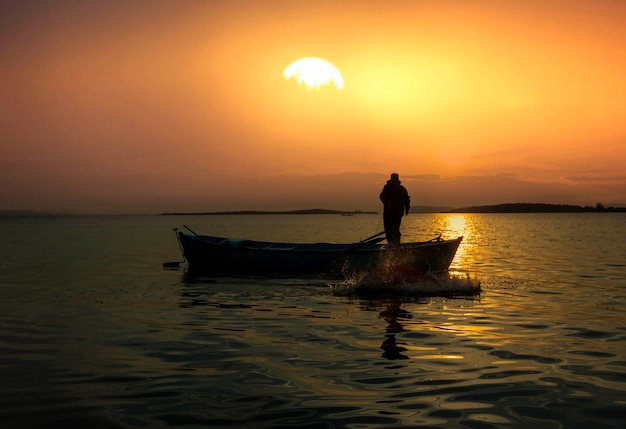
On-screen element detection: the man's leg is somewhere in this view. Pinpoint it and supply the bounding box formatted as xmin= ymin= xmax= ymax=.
xmin=390 ymin=215 xmax=402 ymax=244
xmin=383 ymin=215 xmax=394 ymax=243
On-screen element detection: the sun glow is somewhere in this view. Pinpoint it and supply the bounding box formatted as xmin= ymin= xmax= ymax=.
xmin=283 ymin=57 xmax=344 ymax=90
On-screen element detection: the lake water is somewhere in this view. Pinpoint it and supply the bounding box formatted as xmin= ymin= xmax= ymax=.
xmin=1 ymin=213 xmax=625 ymax=428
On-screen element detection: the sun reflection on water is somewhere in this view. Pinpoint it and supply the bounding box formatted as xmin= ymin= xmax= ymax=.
xmin=417 ymin=213 xmax=481 ymax=272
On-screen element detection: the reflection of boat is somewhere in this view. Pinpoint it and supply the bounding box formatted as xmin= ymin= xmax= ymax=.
xmin=176 ymin=228 xmax=462 ymax=276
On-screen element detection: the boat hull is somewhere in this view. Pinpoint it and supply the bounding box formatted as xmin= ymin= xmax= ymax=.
xmin=178 ymin=232 xmax=462 ymax=277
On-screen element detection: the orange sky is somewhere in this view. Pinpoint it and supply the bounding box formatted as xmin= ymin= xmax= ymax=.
xmin=1 ymin=0 xmax=625 ymax=214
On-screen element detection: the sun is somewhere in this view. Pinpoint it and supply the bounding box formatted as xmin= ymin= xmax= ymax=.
xmin=283 ymin=57 xmax=344 ymax=90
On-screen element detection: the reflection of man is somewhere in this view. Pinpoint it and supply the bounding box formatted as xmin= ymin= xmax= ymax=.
xmin=381 ymin=334 xmax=408 ymax=360
xmin=380 ymin=303 xmax=409 ymax=360
xmin=379 ymin=173 xmax=411 ymax=244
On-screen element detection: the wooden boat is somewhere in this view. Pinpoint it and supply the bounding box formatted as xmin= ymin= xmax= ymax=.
xmin=176 ymin=228 xmax=462 ymax=277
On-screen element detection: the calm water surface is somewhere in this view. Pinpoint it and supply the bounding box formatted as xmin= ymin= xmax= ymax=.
xmin=1 ymin=213 xmax=625 ymax=428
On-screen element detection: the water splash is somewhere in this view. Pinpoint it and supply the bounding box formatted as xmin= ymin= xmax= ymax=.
xmin=331 ymin=267 xmax=481 ymax=298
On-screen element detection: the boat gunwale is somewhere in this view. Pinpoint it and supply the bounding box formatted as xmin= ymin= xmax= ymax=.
xmin=179 ymin=232 xmax=462 ymax=255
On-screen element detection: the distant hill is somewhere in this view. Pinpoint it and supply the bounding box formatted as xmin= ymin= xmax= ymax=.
xmin=160 ymin=209 xmax=378 ymax=215
xmin=412 ymin=206 xmax=454 ymax=213
xmin=0 ymin=210 xmax=59 ymax=216
xmin=449 ymin=203 xmax=626 ymax=213
xmin=160 ymin=206 xmax=455 ymax=215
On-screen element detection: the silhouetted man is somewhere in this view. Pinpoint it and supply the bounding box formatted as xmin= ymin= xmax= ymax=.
xmin=379 ymin=173 xmax=411 ymax=244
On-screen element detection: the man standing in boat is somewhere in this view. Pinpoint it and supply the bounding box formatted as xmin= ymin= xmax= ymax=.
xmin=379 ymin=173 xmax=411 ymax=245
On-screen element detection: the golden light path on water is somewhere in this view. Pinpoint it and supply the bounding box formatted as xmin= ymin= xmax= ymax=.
xmin=403 ymin=213 xmax=529 ymax=283
xmin=442 ymin=214 xmax=470 ymax=269
xmin=402 ymin=213 xmax=477 ymax=273
xmin=377 ymin=213 xmax=517 ymax=356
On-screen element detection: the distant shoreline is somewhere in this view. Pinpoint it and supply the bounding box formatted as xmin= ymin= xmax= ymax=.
xmin=161 ymin=203 xmax=626 ymax=215
xmin=448 ymin=203 xmax=626 ymax=213
xmin=3 ymin=203 xmax=625 ymax=217
xmin=159 ymin=209 xmax=378 ymax=216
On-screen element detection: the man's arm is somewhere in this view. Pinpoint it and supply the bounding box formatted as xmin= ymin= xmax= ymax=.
xmin=404 ymin=190 xmax=411 ymax=214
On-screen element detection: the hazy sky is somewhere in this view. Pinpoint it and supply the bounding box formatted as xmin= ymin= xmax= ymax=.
xmin=2 ymin=0 xmax=625 ymax=214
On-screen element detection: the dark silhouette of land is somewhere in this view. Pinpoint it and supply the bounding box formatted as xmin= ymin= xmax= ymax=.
xmin=162 ymin=203 xmax=626 ymax=215
xmin=160 ymin=209 xmax=378 ymax=216
xmin=3 ymin=203 xmax=625 ymax=217
xmin=160 ymin=206 xmax=454 ymax=215
xmin=448 ymin=203 xmax=626 ymax=213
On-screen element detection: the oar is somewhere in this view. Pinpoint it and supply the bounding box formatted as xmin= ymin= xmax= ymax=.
xmin=345 ymin=231 xmax=386 ymax=252
xmin=358 ymin=231 xmax=386 ymax=244
xmin=326 ymin=232 xmax=385 ymax=271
